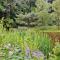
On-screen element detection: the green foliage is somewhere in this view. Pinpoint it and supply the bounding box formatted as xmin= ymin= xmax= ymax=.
xmin=0 ymin=0 xmax=60 ymax=60
xmin=52 ymin=0 xmax=60 ymax=29
xmin=0 ymin=0 xmax=60 ymax=30
xmin=48 ymin=42 xmax=60 ymax=60
xmin=53 ymin=42 xmax=60 ymax=55
xmin=0 ymin=4 xmax=4 ymax=11
xmin=53 ymin=0 xmax=60 ymax=14
xmin=0 ymin=28 xmax=53 ymax=60
xmin=0 ymin=24 xmax=60 ymax=60
xmin=16 ymin=13 xmax=38 ymax=26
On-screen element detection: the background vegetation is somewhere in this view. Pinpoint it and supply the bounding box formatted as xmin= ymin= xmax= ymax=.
xmin=0 ymin=0 xmax=60 ymax=30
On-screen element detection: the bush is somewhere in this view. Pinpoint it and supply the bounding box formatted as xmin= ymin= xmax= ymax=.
xmin=16 ymin=13 xmax=38 ymax=27
xmin=48 ymin=42 xmax=60 ymax=60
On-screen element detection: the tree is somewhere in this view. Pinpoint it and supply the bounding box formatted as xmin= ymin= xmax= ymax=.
xmin=53 ymin=0 xmax=60 ymax=29
xmin=16 ymin=13 xmax=38 ymax=27
xmin=15 ymin=0 xmax=36 ymax=14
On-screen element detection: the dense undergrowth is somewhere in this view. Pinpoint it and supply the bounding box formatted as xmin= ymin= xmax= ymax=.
xmin=0 ymin=24 xmax=60 ymax=60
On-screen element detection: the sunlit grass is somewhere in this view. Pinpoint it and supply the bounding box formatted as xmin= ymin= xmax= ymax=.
xmin=0 ymin=24 xmax=60 ymax=60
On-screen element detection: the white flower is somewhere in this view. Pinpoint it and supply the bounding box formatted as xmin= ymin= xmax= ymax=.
xmin=9 ymin=51 xmax=13 ymax=56
xmin=4 ymin=43 xmax=11 ymax=49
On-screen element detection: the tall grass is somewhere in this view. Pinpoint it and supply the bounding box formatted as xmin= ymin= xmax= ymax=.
xmin=0 ymin=24 xmax=53 ymax=59
xmin=0 ymin=28 xmax=52 ymax=52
